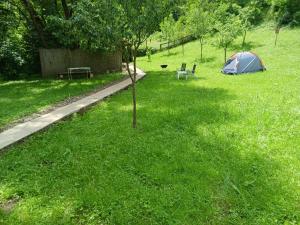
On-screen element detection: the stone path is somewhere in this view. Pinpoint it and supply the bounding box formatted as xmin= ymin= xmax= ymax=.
xmin=0 ymin=66 xmax=145 ymax=150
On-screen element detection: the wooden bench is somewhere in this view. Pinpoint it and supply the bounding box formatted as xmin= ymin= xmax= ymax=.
xmin=67 ymin=67 xmax=92 ymax=79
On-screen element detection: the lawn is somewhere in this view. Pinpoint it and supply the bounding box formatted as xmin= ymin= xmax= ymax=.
xmin=0 ymin=73 xmax=124 ymax=130
xmin=0 ymin=26 xmax=299 ymax=225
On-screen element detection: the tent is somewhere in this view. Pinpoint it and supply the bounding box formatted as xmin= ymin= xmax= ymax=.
xmin=222 ymin=51 xmax=266 ymax=75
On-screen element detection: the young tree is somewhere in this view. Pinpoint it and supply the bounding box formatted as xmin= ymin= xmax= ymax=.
xmin=239 ymin=6 xmax=255 ymax=47
xmin=174 ymin=16 xmax=188 ymax=55
xmin=273 ymin=8 xmax=286 ymax=46
xmin=66 ymin=0 xmax=171 ymax=128
xmin=267 ymin=0 xmax=288 ymax=46
xmin=119 ymin=0 xmax=170 ymax=128
xmin=160 ymin=14 xmax=176 ymax=55
xmin=214 ymin=4 xmax=242 ymax=63
xmin=187 ymin=1 xmax=212 ymax=61
xmin=215 ymin=16 xmax=242 ymax=63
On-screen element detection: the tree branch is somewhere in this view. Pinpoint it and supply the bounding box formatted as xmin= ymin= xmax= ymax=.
xmin=61 ymin=0 xmax=71 ymax=19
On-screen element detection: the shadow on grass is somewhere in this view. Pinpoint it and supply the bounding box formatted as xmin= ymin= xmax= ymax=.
xmin=0 ymin=70 xmax=297 ymax=224
xmin=230 ymin=41 xmax=264 ymax=52
xmin=160 ymin=51 xmax=180 ymax=58
xmin=194 ymin=57 xmax=216 ymax=64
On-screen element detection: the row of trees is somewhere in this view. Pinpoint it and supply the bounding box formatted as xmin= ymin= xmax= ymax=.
xmin=1 ymin=0 xmax=299 ymax=79
xmin=158 ymin=0 xmax=299 ymax=62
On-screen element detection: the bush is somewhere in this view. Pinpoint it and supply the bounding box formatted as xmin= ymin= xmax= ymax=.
xmin=0 ymin=39 xmax=25 ymax=80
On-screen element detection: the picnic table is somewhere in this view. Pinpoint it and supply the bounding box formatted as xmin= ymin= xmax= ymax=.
xmin=67 ymin=67 xmax=92 ymax=79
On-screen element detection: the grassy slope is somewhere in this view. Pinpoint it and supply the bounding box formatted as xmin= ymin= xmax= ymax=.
xmin=0 ymin=73 xmax=123 ymax=129
xmin=0 ymin=26 xmax=299 ymax=225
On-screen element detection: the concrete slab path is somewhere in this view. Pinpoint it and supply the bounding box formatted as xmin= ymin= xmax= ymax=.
xmin=0 ymin=66 xmax=145 ymax=150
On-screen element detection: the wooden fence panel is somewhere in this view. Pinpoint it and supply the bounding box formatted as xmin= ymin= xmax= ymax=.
xmin=39 ymin=49 xmax=122 ymax=77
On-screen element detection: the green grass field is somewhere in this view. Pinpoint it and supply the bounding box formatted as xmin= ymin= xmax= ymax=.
xmin=0 ymin=26 xmax=299 ymax=224
xmin=0 ymin=73 xmax=123 ymax=130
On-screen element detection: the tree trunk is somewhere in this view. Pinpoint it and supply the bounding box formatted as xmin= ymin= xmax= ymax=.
xmin=61 ymin=0 xmax=71 ymax=19
xmin=124 ymin=45 xmax=137 ymax=128
xmin=54 ymin=0 xmax=59 ymax=14
xmin=21 ymin=0 xmax=48 ymax=47
xmin=224 ymin=47 xmax=227 ymax=64
xmin=275 ymin=28 xmax=280 ymax=46
xmin=132 ymin=49 xmax=137 ymax=128
xmin=242 ymin=30 xmax=247 ymax=47
xmin=200 ymin=38 xmax=203 ymax=61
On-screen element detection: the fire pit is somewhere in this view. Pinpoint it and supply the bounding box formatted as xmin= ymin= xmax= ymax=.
xmin=160 ymin=64 xmax=168 ymax=69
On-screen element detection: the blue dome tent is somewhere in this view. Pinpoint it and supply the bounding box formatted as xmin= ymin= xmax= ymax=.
xmin=222 ymin=52 xmax=266 ymax=75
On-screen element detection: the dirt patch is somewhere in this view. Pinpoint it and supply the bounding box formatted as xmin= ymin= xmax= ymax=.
xmin=0 ymin=197 xmax=21 ymax=214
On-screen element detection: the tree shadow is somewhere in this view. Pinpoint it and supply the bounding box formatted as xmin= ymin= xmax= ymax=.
xmin=0 ymin=70 xmax=297 ymax=224
xmin=230 ymin=41 xmax=264 ymax=52
xmin=194 ymin=57 xmax=216 ymax=64
xmin=160 ymin=51 xmax=180 ymax=57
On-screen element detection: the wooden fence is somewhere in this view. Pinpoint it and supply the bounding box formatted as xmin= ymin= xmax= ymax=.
xmin=159 ymin=35 xmax=196 ymax=51
xmin=39 ymin=49 xmax=122 ymax=77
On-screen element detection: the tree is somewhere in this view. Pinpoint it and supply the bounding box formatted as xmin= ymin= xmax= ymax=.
xmin=118 ymin=0 xmax=170 ymax=128
xmin=71 ymin=0 xmax=121 ymax=51
xmin=239 ymin=5 xmax=256 ymax=47
xmin=214 ymin=4 xmax=242 ymax=63
xmin=267 ymin=0 xmax=300 ymax=26
xmin=0 ymin=1 xmax=33 ymax=79
xmin=187 ymin=1 xmax=213 ymax=61
xmin=269 ymin=0 xmax=287 ymax=46
xmin=174 ymin=16 xmax=188 ymax=55
xmin=160 ymin=14 xmax=176 ymax=55
xmin=274 ymin=10 xmax=285 ymax=46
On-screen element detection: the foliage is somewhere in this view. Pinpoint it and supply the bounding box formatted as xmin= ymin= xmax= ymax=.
xmin=267 ymin=0 xmax=300 ymax=25
xmin=71 ymin=0 xmax=121 ymax=51
xmin=160 ymin=14 xmax=177 ymax=45
xmin=0 ymin=2 xmax=29 ymax=80
xmin=187 ymin=1 xmax=212 ymax=40
xmin=214 ymin=4 xmax=242 ymax=62
xmin=238 ymin=3 xmax=258 ymax=46
xmin=186 ymin=0 xmax=213 ymax=60
xmin=0 ymin=38 xmax=25 ymax=80
xmin=174 ymin=16 xmax=189 ymax=55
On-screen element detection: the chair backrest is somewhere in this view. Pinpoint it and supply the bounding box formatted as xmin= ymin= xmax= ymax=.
xmin=181 ymin=63 xmax=187 ymax=71
xmin=192 ymin=64 xmax=197 ymax=74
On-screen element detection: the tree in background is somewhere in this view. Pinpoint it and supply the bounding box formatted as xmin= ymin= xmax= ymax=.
xmin=174 ymin=16 xmax=188 ymax=55
xmin=239 ymin=3 xmax=257 ymax=47
xmin=0 ymin=1 xmax=30 ymax=79
xmin=268 ymin=0 xmax=288 ymax=46
xmin=160 ymin=14 xmax=176 ymax=55
xmin=267 ymin=0 xmax=300 ymax=26
xmin=214 ymin=4 xmax=242 ymax=63
xmin=187 ymin=0 xmax=213 ymax=61
xmin=274 ymin=10 xmax=286 ymax=46
xmin=71 ymin=0 xmax=121 ymax=51
xmin=118 ymin=0 xmax=170 ymax=128
xmin=0 ymin=0 xmax=79 ymax=79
